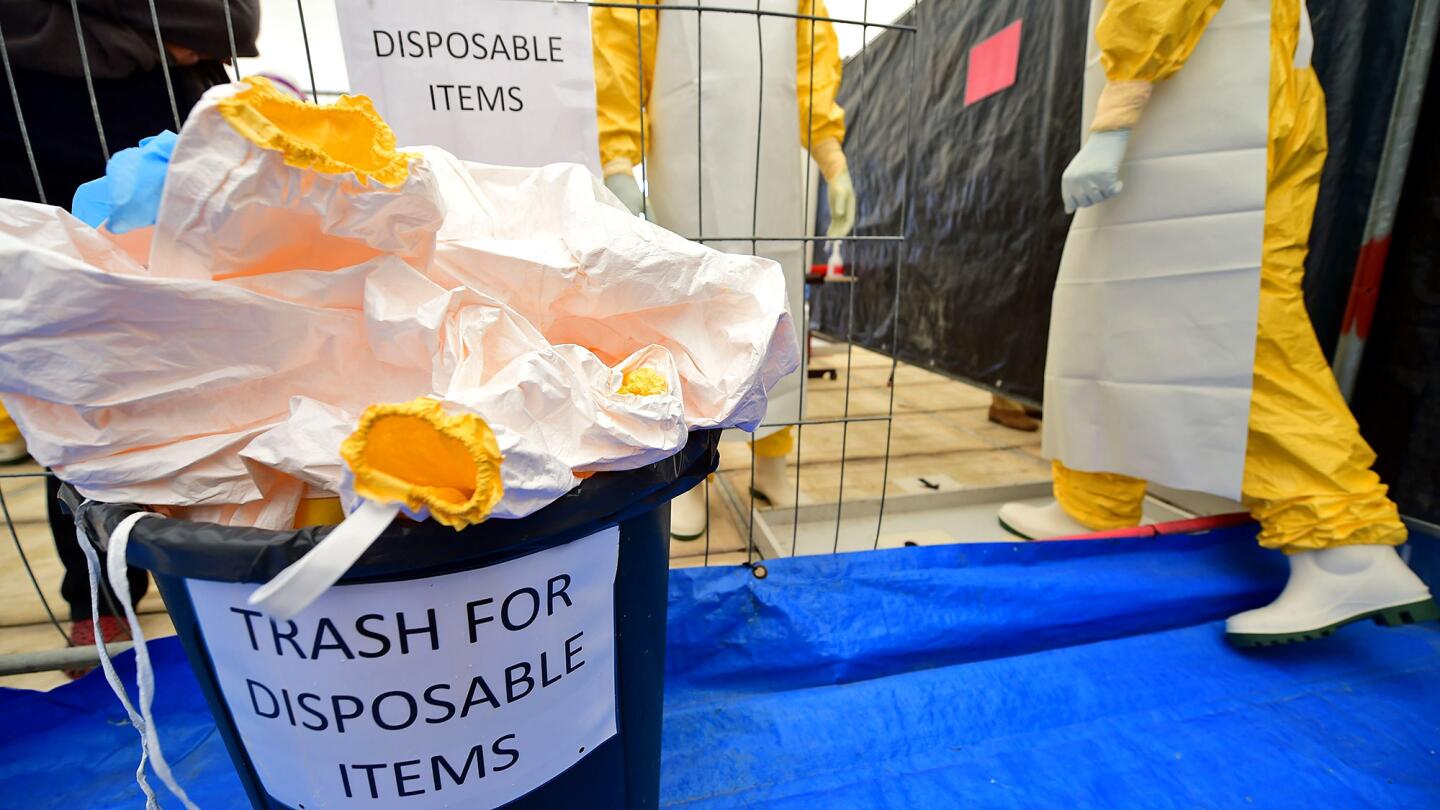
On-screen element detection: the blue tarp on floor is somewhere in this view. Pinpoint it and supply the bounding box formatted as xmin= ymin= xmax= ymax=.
xmin=4 ymin=525 xmax=1439 ymax=808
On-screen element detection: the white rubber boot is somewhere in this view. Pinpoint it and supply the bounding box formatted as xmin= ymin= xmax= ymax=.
xmin=997 ymin=499 xmax=1093 ymax=540
xmin=1226 ymin=544 xmax=1438 ymax=647
xmin=670 ymin=484 xmax=707 ymax=540
xmin=751 ymin=454 xmax=795 ymax=510
xmin=0 ymin=437 xmax=27 ymax=464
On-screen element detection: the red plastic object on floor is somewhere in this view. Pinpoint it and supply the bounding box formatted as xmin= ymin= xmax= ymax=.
xmin=66 ymin=616 xmax=132 ymax=680
xmin=1034 ymin=512 xmax=1256 ymax=542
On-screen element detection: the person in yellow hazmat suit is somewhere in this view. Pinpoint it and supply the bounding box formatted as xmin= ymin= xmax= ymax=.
xmin=999 ymin=0 xmax=1436 ymax=646
xmin=592 ymin=0 xmax=858 ymax=539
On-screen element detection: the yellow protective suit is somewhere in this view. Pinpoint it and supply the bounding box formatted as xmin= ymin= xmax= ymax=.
xmin=590 ymin=0 xmax=847 ymax=177
xmin=1054 ymin=0 xmax=1406 ymax=553
xmin=590 ymin=0 xmax=847 ymax=460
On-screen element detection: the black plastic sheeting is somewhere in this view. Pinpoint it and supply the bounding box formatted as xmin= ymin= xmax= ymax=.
xmin=1305 ymin=1 xmax=1416 ymax=355
xmin=814 ymin=0 xmax=1414 ymax=402
xmin=1352 ymin=44 xmax=1440 ymax=525
xmin=812 ymin=0 xmax=1087 ymax=402
xmin=64 ymin=430 xmax=718 ymax=583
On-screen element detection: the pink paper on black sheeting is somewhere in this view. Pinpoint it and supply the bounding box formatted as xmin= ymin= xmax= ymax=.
xmin=965 ymin=19 xmax=1024 ymax=106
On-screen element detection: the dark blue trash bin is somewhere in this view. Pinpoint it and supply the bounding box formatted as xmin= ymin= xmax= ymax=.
xmin=68 ymin=430 xmax=719 ymax=810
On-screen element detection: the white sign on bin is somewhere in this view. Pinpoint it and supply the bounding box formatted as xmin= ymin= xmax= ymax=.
xmin=335 ymin=0 xmax=602 ymax=174
xmin=188 ymin=526 xmax=620 ymax=808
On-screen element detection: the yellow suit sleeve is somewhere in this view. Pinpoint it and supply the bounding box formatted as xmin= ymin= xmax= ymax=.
xmin=1090 ymin=0 xmax=1225 ymax=130
xmin=1096 ymin=0 xmax=1226 ymax=83
xmin=592 ymin=1 xmax=660 ymax=174
xmin=796 ymin=0 xmax=847 ymax=151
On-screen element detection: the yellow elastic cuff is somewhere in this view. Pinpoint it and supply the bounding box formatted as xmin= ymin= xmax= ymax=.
xmin=1091 ymin=80 xmax=1153 ymax=132
xmin=218 ymin=77 xmax=413 ymax=187
xmin=340 ymin=399 xmax=504 ymax=530
xmin=1247 ymin=494 xmax=1408 ymax=554
xmin=1051 ymin=460 xmax=1146 ymax=531
xmin=811 ymin=137 xmax=848 ymax=183
xmin=602 ymin=157 xmax=635 ymax=179
xmin=618 ymin=367 xmax=668 ymax=396
xmin=751 ymin=427 xmax=794 ymax=459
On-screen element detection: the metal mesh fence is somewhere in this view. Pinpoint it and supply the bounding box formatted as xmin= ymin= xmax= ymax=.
xmin=0 ymin=0 xmax=919 ymax=669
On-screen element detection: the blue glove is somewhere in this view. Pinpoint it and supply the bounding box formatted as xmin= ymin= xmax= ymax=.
xmin=71 ymin=131 xmax=178 ymax=233
xmin=1060 ymin=129 xmax=1130 ymax=214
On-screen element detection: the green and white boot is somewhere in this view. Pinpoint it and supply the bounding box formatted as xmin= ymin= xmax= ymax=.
xmin=750 ymin=454 xmax=795 ymax=509
xmin=670 ymin=484 xmax=706 ymax=541
xmin=1226 ymin=544 xmax=1438 ymax=647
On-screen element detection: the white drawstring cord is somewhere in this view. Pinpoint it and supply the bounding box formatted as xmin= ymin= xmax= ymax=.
xmin=78 ymin=508 xmax=199 ymax=810
xmin=106 ymin=511 xmax=200 ymax=810
xmin=76 ymin=510 xmax=160 ymax=810
xmin=77 ymin=497 xmax=399 ymax=804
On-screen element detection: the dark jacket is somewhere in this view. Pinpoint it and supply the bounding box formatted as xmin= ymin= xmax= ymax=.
xmin=0 ymin=1 xmax=261 ymax=206
xmin=0 ymin=0 xmax=260 ymax=78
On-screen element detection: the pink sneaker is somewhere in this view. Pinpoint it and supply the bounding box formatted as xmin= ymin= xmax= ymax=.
xmin=65 ymin=616 xmax=132 ymax=680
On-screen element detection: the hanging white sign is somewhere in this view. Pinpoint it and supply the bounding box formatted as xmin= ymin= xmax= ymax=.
xmin=335 ymin=0 xmax=601 ymax=174
xmin=188 ymin=526 xmax=620 ymax=809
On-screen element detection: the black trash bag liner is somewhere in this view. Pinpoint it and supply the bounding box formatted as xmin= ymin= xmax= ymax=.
xmin=1304 ymin=0 xmax=1416 ymax=354
xmin=62 ymin=429 xmax=720 ymax=584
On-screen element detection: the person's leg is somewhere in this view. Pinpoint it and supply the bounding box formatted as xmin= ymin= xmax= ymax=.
xmin=1236 ymin=35 xmax=1403 ymax=557
xmin=49 ymin=473 xmax=149 ymax=622
xmin=1052 ymin=461 xmax=1148 ymax=530
xmin=672 ymin=427 xmax=799 ymax=539
xmin=1226 ymin=147 xmax=1432 ymax=643
xmin=1225 ymin=33 xmax=1433 ymax=644
xmin=669 ymin=481 xmax=708 ymax=541
xmin=49 ymin=473 xmax=95 ymax=623
xmin=1229 ymin=317 xmax=1434 ymax=640
xmin=750 ymin=426 xmax=795 ymax=508
xmin=999 ymin=460 xmax=1147 ymax=540
xmin=51 ymin=473 xmax=152 ymax=677
xmin=1239 ymin=249 xmax=1406 ymax=554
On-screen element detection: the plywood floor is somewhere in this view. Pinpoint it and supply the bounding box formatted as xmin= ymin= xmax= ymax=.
xmin=673 ymin=345 xmax=1049 ymax=566
xmin=0 ymin=347 xmax=1047 ymax=690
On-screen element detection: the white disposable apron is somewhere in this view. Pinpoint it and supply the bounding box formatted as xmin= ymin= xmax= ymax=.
xmin=1041 ymin=0 xmax=1272 ymax=499
xmin=648 ymin=0 xmax=805 ymax=440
